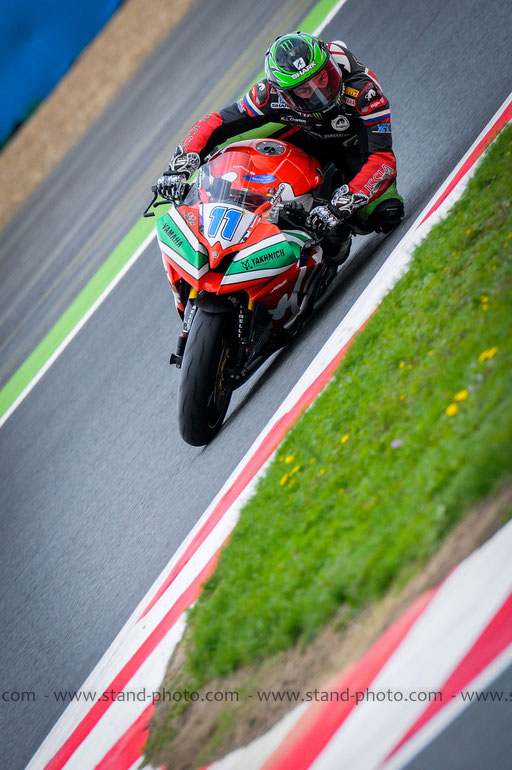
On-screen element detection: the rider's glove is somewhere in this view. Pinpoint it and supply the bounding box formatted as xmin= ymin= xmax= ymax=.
xmin=330 ymin=184 xmax=368 ymax=218
xmin=306 ymin=185 xmax=369 ymax=237
xmin=168 ymin=145 xmax=201 ymax=177
xmin=306 ymin=205 xmax=343 ymax=237
xmin=155 ymin=145 xmax=201 ymax=200
xmin=156 ymin=172 xmax=187 ymax=200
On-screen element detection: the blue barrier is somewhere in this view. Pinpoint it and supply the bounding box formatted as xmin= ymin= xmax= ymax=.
xmin=0 ymin=0 xmax=123 ymax=145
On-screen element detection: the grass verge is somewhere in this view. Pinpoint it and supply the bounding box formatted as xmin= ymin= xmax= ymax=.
xmin=145 ymin=124 xmax=512 ymax=761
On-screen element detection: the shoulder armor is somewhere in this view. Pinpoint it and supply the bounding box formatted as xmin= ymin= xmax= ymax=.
xmin=328 ymin=40 xmax=352 ymax=74
xmin=355 ymin=81 xmax=388 ymax=115
xmin=250 ymin=79 xmax=270 ymax=108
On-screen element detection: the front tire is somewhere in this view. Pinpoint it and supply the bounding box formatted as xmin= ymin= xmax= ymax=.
xmin=177 ymin=308 xmax=234 ymax=446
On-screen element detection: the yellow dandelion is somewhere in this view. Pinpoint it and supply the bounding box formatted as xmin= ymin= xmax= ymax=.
xmin=399 ymin=394 xmax=405 ymax=401
xmin=481 ymin=296 xmax=489 ymax=303
xmin=446 ymin=403 xmax=459 ymax=417
xmin=309 ymin=457 xmax=316 ymax=465
xmin=428 ymin=349 xmax=434 ymax=355
xmin=465 ymin=228 xmax=473 ymax=235
xmin=319 ymin=468 xmax=325 ymax=476
xmin=340 ymin=434 xmax=350 ymax=444
xmin=482 ymin=303 xmax=489 ymax=311
xmin=507 ymin=233 xmax=512 ymax=239
xmin=280 ymin=473 xmax=289 ymax=486
xmin=290 ymin=465 xmax=301 ymax=476
xmin=454 ymin=389 xmax=469 ymax=402
xmin=284 ymin=452 xmax=296 ymax=464
xmin=407 ymin=363 xmax=413 ymax=369
xmin=478 ymin=347 xmax=499 ymax=363
xmin=399 ymin=361 xmax=405 ymax=369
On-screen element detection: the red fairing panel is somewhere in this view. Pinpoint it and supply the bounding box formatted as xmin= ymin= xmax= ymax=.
xmin=348 ymin=151 xmax=397 ymax=201
xmin=182 ymin=112 xmax=223 ymax=154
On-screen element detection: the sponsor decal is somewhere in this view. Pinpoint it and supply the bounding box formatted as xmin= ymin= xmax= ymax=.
xmin=360 ymin=96 xmax=387 ymax=114
xmin=373 ymin=122 xmax=391 ymax=133
xmin=237 ymin=98 xmax=247 ymax=114
xmin=182 ymin=211 xmax=196 ymax=226
xmin=269 ymin=183 xmax=286 ymax=206
xmin=283 ymin=114 xmax=308 ymax=124
xmin=344 ymin=96 xmax=356 ymax=107
xmin=290 ymin=61 xmax=317 ymax=79
xmin=345 ymin=86 xmax=359 ymax=97
xmin=293 ymin=57 xmax=306 ymax=69
xmin=242 ymin=248 xmax=286 ymax=270
xmin=331 ymin=115 xmax=350 ymax=131
xmin=362 ymin=163 xmax=395 ymax=195
xmin=161 ymin=221 xmax=183 ymax=249
xmin=365 ymin=87 xmax=377 ymax=102
xmin=271 ymin=94 xmax=289 ymax=109
xmin=182 ymin=114 xmax=215 ymax=148
xmin=242 ymin=173 xmax=277 ymax=183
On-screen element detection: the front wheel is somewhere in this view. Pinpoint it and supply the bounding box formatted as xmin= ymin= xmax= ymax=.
xmin=177 ymin=308 xmax=234 ymax=446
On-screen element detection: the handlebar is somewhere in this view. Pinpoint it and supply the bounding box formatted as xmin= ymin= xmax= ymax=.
xmin=142 ymin=184 xmax=188 ymax=218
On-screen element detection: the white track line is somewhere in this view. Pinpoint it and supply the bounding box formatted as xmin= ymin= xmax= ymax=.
xmin=0 ymin=229 xmax=157 ymax=430
xmin=0 ymin=0 xmax=349 ymax=433
xmin=27 ymin=93 xmax=512 ymax=770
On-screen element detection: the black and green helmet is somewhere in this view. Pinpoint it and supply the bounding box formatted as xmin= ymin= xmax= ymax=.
xmin=265 ymin=31 xmax=343 ymax=114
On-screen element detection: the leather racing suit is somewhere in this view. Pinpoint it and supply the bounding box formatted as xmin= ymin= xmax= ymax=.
xmin=179 ymin=41 xmax=404 ymax=234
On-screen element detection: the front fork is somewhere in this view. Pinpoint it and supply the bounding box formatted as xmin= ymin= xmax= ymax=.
xmin=170 ymin=288 xmax=198 ymax=368
xmin=170 ymin=292 xmax=255 ymax=373
xmin=230 ymin=299 xmax=254 ymax=382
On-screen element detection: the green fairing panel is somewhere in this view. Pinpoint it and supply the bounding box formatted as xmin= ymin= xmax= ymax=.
xmin=226 ymin=237 xmax=300 ymax=276
xmin=156 ymin=212 xmax=208 ymax=269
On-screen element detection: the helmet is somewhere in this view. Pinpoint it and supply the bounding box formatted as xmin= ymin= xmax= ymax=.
xmin=265 ymin=31 xmax=343 ymax=115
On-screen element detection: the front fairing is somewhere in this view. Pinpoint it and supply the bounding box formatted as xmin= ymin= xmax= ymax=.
xmin=156 ymin=142 xmax=322 ymax=315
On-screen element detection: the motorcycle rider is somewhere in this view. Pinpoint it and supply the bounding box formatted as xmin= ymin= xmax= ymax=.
xmin=155 ymin=31 xmax=404 ymax=263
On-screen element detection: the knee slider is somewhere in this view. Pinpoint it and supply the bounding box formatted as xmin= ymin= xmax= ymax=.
xmin=366 ymin=198 xmax=404 ymax=234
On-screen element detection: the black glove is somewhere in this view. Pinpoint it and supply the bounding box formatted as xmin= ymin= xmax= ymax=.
xmin=306 ymin=205 xmax=343 ymax=237
xmin=330 ymin=184 xmax=368 ymax=218
xmin=168 ymin=145 xmax=200 ymax=176
xmin=306 ymin=185 xmax=368 ymax=237
xmin=155 ymin=172 xmax=187 ymax=201
xmin=155 ymin=145 xmax=201 ymax=201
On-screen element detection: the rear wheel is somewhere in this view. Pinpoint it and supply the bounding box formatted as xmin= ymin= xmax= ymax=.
xmin=177 ymin=308 xmax=234 ymax=446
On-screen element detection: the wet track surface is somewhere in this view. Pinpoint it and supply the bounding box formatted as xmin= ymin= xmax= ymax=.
xmin=1 ymin=0 xmax=511 ymax=766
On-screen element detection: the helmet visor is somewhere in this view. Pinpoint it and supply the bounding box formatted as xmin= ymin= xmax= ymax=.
xmin=286 ymin=59 xmax=342 ymax=113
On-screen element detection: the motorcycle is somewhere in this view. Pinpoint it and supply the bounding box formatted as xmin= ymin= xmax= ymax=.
xmin=144 ymin=138 xmax=345 ymax=446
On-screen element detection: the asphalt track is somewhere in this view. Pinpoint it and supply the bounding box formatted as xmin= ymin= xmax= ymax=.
xmin=0 ymin=0 xmax=511 ymax=767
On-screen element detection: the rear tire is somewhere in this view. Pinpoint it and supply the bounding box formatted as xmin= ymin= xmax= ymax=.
xmin=177 ymin=309 xmax=234 ymax=446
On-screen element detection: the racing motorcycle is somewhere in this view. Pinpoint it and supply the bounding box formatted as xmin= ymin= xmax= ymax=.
xmin=144 ymin=138 xmax=345 ymax=446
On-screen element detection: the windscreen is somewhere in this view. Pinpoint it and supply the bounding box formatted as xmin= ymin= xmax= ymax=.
xmin=184 ymin=150 xmax=281 ymax=213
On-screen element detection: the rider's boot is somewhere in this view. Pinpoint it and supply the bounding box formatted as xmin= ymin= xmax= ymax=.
xmin=321 ymin=224 xmax=352 ymax=265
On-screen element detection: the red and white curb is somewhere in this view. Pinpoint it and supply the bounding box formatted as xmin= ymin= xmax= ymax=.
xmin=28 ymin=94 xmax=511 ymax=770
xmin=202 ymin=521 xmax=512 ymax=770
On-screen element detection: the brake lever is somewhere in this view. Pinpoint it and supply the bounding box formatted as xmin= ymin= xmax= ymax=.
xmin=143 ymin=184 xmax=186 ymax=217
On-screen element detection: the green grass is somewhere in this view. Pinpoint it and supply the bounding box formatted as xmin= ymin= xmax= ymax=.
xmin=145 ymin=125 xmax=512 ymax=759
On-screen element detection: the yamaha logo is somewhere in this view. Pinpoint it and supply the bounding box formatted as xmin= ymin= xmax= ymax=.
xmin=331 ymin=115 xmax=350 ymax=131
